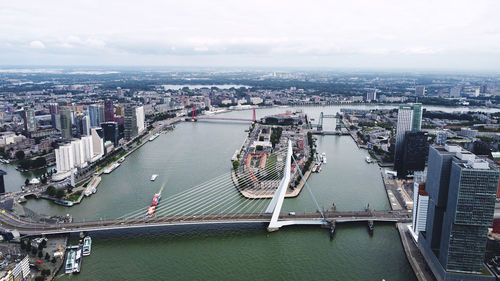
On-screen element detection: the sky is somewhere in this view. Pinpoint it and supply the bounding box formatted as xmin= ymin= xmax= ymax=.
xmin=1 ymin=0 xmax=500 ymax=70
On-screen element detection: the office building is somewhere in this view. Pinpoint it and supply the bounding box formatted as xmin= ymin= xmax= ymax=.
xmin=124 ymin=106 xmax=138 ymax=140
xmin=398 ymin=131 xmax=429 ymax=177
xmin=415 ymin=86 xmax=426 ymax=97
xmin=104 ymin=99 xmax=114 ymax=122
xmin=419 ymin=145 xmax=499 ymax=280
xmin=101 ymin=121 xmax=119 ymax=146
xmin=89 ymin=104 xmax=104 ymax=127
xmin=75 ymin=113 xmax=90 ymax=137
xmin=0 ymin=169 xmax=6 ymax=194
xmin=60 ymin=109 xmax=73 ymax=140
xmin=22 ymin=107 xmax=36 ymax=132
xmin=394 ymin=104 xmax=422 ymax=176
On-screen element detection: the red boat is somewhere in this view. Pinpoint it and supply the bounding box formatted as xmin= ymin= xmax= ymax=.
xmin=146 ymin=193 xmax=162 ymax=216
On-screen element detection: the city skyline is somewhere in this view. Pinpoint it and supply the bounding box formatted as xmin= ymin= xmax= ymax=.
xmin=1 ymin=0 xmax=500 ymax=70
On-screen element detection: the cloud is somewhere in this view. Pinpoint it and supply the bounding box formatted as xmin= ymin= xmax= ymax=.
xmin=29 ymin=40 xmax=45 ymax=49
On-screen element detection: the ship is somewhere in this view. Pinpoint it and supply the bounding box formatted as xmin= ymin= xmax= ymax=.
xmin=368 ymin=220 xmax=374 ymax=235
xmin=365 ymin=156 xmax=372 ymax=163
xmin=54 ymin=200 xmax=74 ymax=207
xmin=322 ymin=152 xmax=327 ymax=164
xmin=150 ymin=174 xmax=158 ymax=181
xmin=146 ymin=192 xmax=162 ymax=216
xmin=103 ymin=162 xmax=120 ymax=174
xmin=149 ymin=133 xmax=160 ymax=142
xmin=65 ymin=250 xmax=76 ymax=274
xmin=82 ymin=236 xmax=92 ymax=256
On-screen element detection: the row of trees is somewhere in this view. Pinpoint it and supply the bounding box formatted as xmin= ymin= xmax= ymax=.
xmin=18 ymin=156 xmax=47 ymax=170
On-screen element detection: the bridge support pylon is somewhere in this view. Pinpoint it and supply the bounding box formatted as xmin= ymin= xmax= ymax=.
xmin=265 ymin=140 xmax=292 ymax=232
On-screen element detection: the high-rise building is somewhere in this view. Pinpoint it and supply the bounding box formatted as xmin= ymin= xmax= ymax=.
xmin=49 ymin=103 xmax=61 ymax=130
xmin=124 ymin=106 xmax=138 ymax=140
xmin=0 ymin=170 xmax=6 ymax=194
xmin=136 ymin=106 xmax=145 ymax=134
xmin=60 ymin=109 xmax=73 ymax=140
xmin=91 ymin=127 xmax=104 ymax=159
xmin=398 ymin=131 xmax=429 ymax=177
xmin=366 ymin=89 xmax=377 ymax=101
xmin=415 ymin=86 xmax=426 ymax=97
xmin=394 ymin=104 xmax=422 ymax=176
xmin=101 ymin=122 xmax=119 ymax=146
xmin=412 ymin=182 xmax=429 ymax=237
xmin=419 ymin=145 xmax=499 ymax=280
xmin=22 ymin=107 xmax=36 ymax=132
xmin=75 ymin=113 xmax=90 ymax=137
xmin=88 ymin=104 xmax=104 ymax=127
xmin=55 ymin=143 xmax=74 ymax=172
xmin=104 ymin=99 xmax=114 ymax=122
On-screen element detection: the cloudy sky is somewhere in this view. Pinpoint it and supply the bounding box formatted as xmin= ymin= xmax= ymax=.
xmin=1 ymin=0 xmax=499 ymax=70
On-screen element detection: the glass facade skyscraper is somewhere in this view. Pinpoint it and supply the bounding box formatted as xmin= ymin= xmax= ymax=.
xmin=419 ymin=145 xmax=499 ymax=280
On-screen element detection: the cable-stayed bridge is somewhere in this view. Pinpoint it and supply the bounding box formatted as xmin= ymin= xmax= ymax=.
xmin=0 ymin=140 xmax=411 ymax=236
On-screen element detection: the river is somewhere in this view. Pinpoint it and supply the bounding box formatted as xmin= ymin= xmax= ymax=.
xmin=12 ymin=104 xmax=497 ymax=280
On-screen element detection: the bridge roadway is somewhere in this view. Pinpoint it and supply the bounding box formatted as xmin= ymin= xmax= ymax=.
xmin=0 ymin=210 xmax=411 ymax=236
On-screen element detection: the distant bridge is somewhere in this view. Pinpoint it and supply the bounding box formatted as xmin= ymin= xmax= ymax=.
xmin=187 ymin=106 xmax=256 ymax=123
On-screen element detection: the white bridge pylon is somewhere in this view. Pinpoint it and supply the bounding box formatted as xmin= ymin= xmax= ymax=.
xmin=265 ymin=140 xmax=301 ymax=231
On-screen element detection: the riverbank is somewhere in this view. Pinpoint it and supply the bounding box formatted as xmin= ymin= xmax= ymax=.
xmin=397 ymin=223 xmax=434 ymax=281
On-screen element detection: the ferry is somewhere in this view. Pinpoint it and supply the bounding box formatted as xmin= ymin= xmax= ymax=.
xmin=65 ymin=250 xmax=76 ymax=274
xmin=149 ymin=133 xmax=160 ymax=142
xmin=82 ymin=236 xmax=92 ymax=256
xmin=150 ymin=174 xmax=158 ymax=181
xmin=365 ymin=156 xmax=373 ymax=163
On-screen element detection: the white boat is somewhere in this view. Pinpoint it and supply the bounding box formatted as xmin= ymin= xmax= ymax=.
xmin=149 ymin=133 xmax=160 ymax=141
xmin=322 ymin=153 xmax=327 ymax=163
xmin=150 ymin=174 xmax=159 ymax=181
xmin=323 ymin=157 xmax=327 ymax=164
xmin=82 ymin=236 xmax=92 ymax=256
xmin=365 ymin=156 xmax=372 ymax=163
xmin=103 ymin=162 xmax=120 ymax=174
xmin=65 ymin=250 xmax=76 ymax=274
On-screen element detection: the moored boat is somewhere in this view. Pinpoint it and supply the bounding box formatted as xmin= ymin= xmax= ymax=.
xmin=82 ymin=236 xmax=92 ymax=256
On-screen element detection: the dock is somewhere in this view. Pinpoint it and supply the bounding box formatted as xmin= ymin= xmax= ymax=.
xmin=84 ymin=176 xmax=101 ymax=197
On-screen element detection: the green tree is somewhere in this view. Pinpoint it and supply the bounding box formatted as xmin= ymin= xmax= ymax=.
xmin=35 ymin=276 xmax=44 ymax=281
xmin=46 ymin=186 xmax=56 ymax=197
xmin=38 ymin=251 xmax=43 ymax=258
xmin=55 ymin=189 xmax=66 ymax=199
xmin=45 ymin=252 xmax=50 ymax=260
xmin=232 ymin=160 xmax=240 ymax=171
xmin=15 ymin=150 xmax=25 ymax=160
xmin=24 ymin=178 xmax=29 ymax=186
